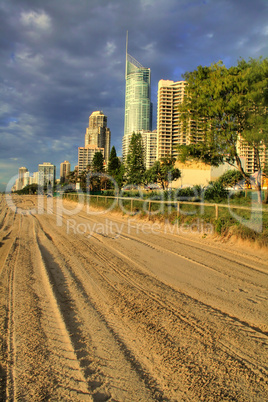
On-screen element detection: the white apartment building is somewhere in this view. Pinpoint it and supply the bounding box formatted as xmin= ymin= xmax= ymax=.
xmin=237 ymin=135 xmax=268 ymax=175
xmin=78 ymin=145 xmax=105 ymax=173
xmin=38 ymin=162 xmax=56 ymax=188
xmin=15 ymin=169 xmax=39 ymax=191
xmin=22 ymin=171 xmax=30 ymax=188
xmin=17 ymin=167 xmax=28 ymax=190
xmin=32 ymin=171 xmax=39 ymax=184
xmin=140 ymin=130 xmax=157 ymax=170
xmin=157 ymin=80 xmax=188 ymax=160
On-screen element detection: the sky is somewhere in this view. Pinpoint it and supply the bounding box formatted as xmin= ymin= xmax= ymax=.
xmin=1 ymin=0 xmax=268 ymax=191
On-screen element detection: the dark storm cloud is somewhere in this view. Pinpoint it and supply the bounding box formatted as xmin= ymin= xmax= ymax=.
xmin=0 ymin=0 xmax=267 ymax=190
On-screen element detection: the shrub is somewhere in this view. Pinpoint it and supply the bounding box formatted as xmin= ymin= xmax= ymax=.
xmin=204 ymin=181 xmax=228 ymax=202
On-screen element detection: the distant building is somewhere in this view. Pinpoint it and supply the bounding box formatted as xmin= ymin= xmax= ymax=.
xmin=78 ymin=145 xmax=105 ymax=173
xmin=23 ymin=171 xmax=30 ymax=188
xmin=122 ymin=39 xmax=152 ymax=161
xmin=85 ymin=111 xmax=110 ymax=165
xmin=140 ymin=130 xmax=157 ymax=170
xmin=14 ymin=178 xmax=19 ymax=191
xmin=38 ymin=162 xmax=56 ymax=188
xmin=17 ymin=167 xmax=28 ymax=190
xmin=60 ymin=160 xmax=71 ymax=183
xmin=14 ymin=168 xmax=39 ymax=191
xmin=32 ymin=172 xmax=39 ymax=185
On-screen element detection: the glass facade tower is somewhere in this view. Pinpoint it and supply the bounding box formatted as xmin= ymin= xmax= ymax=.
xmin=122 ymin=50 xmax=152 ymax=161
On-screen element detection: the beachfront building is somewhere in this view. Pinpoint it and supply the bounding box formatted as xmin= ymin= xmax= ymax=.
xmin=237 ymin=135 xmax=268 ymax=175
xmin=157 ymin=79 xmax=200 ymax=160
xmin=60 ymin=160 xmax=71 ymax=183
xmin=16 ymin=167 xmax=28 ymax=190
xmin=31 ymin=171 xmax=39 ymax=185
xmin=15 ymin=168 xmax=39 ymax=191
xmin=85 ymin=111 xmax=110 ymax=165
xmin=78 ymin=145 xmax=105 ymax=173
xmin=140 ymin=130 xmax=157 ymax=170
xmin=38 ymin=162 xmax=56 ymax=188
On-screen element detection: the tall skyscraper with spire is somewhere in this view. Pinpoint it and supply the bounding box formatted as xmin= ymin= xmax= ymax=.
xmin=122 ymin=33 xmax=152 ymax=161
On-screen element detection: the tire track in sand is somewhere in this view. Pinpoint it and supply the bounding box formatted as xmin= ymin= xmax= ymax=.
xmin=35 ymin=211 xmax=268 ymax=401
xmin=32 ymin=220 xmax=94 ymax=401
xmin=5 ymin=236 xmax=19 ymax=401
xmin=33 ymin=213 xmax=159 ymax=401
xmin=2 ymin=212 xmax=93 ymax=401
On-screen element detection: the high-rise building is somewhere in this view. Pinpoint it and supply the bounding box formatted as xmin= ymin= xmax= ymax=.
xmin=85 ymin=111 xmax=110 ymax=164
xmin=23 ymin=171 xmax=30 ymax=188
xmin=38 ymin=162 xmax=56 ymax=188
xmin=17 ymin=167 xmax=28 ymax=190
xmin=32 ymin=172 xmax=39 ymax=184
xmin=122 ymin=38 xmax=152 ymax=161
xmin=157 ymin=80 xmax=193 ymax=160
xmin=60 ymin=160 xmax=71 ymax=183
xmin=15 ymin=168 xmax=39 ymax=191
xmin=78 ymin=145 xmax=105 ymax=173
xmin=140 ymin=130 xmax=157 ymax=170
xmin=237 ymin=135 xmax=268 ymax=175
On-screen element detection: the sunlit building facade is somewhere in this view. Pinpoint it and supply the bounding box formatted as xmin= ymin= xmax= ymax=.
xmin=85 ymin=111 xmax=110 ymax=165
xmin=157 ymin=80 xmax=193 ymax=160
xmin=140 ymin=130 xmax=157 ymax=170
xmin=60 ymin=160 xmax=71 ymax=183
xmin=17 ymin=167 xmax=28 ymax=190
xmin=237 ymin=135 xmax=268 ymax=175
xmin=78 ymin=145 xmax=105 ymax=173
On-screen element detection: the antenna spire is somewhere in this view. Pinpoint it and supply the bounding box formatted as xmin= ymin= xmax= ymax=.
xmin=125 ymin=31 xmax=128 ymax=79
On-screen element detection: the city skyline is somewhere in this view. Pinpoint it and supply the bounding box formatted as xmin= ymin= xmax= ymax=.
xmin=1 ymin=0 xmax=268 ymax=191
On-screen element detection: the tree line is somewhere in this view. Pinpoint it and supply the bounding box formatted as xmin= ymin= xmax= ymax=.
xmin=66 ymin=133 xmax=181 ymax=193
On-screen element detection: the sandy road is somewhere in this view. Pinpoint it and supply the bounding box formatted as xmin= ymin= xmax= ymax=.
xmin=0 ymin=195 xmax=267 ymax=401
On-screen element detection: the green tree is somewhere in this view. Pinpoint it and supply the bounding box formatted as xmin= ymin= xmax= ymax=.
xmin=15 ymin=183 xmax=38 ymax=195
xmin=217 ymin=170 xmax=245 ymax=188
xmin=77 ymin=169 xmax=88 ymax=192
xmin=92 ymin=151 xmax=104 ymax=173
xmin=67 ymin=170 xmax=79 ymax=184
xmin=146 ymin=156 xmax=181 ymax=190
xmin=108 ymin=146 xmax=120 ymax=175
xmin=126 ymin=133 xmax=145 ymax=185
xmin=107 ymin=146 xmax=125 ymax=191
xmin=114 ymin=164 xmax=125 ymax=192
xmin=88 ymin=152 xmax=104 ymax=191
xmin=177 ymin=57 xmax=268 ymax=203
